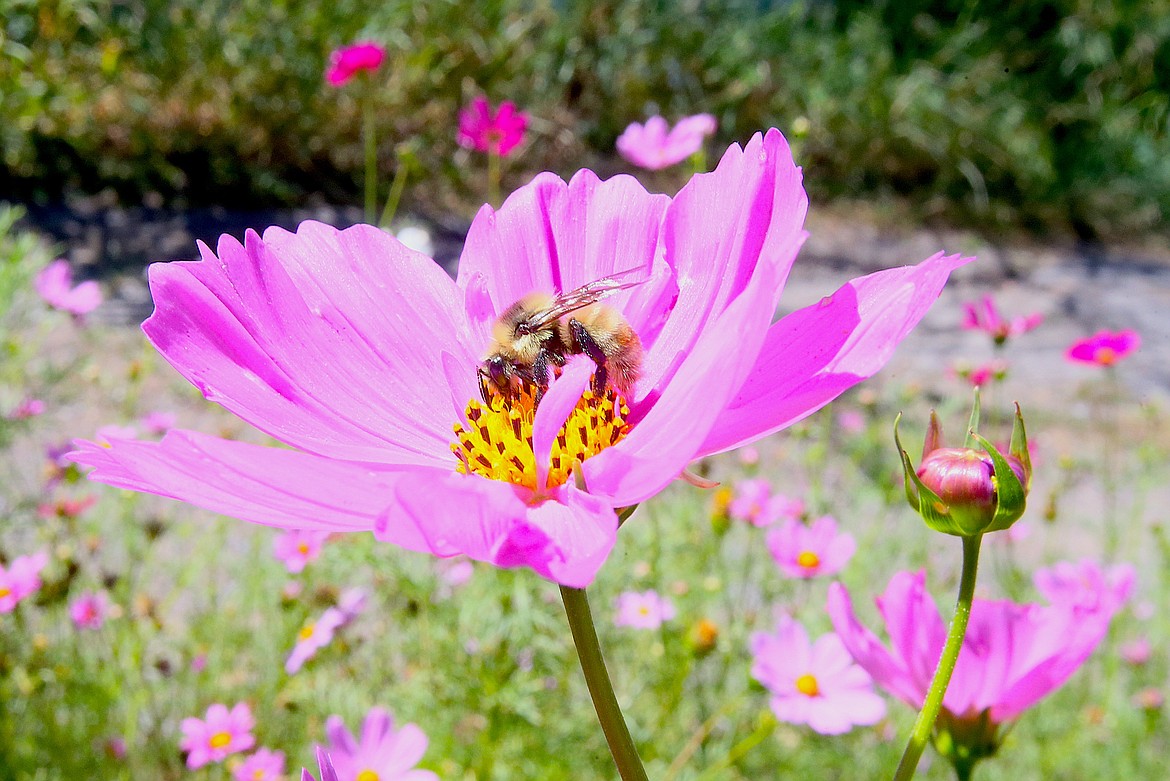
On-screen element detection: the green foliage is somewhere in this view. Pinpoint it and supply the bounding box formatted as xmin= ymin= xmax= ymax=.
xmin=1 ymin=0 xmax=1168 ymax=237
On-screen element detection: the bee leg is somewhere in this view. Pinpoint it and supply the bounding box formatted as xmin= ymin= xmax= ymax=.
xmin=569 ymin=319 xmax=608 ymax=395
xmin=532 ymin=349 xmax=552 ymax=405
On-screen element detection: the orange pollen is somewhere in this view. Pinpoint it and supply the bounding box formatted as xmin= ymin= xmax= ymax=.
xmin=298 ymin=623 xmax=316 ymax=641
xmin=796 ymin=550 xmax=821 ymax=569
xmin=208 ymin=731 xmax=233 ymax=749
xmin=296 ymin=542 xmax=310 ymax=554
xmin=451 ymin=384 xmax=630 ymax=492
xmin=356 ymin=771 xmax=381 ymax=781
xmin=0 ymin=587 xmax=11 ymax=599
xmin=1094 ymin=347 xmax=1117 ymax=365
xmin=795 ymin=673 xmax=820 ymax=697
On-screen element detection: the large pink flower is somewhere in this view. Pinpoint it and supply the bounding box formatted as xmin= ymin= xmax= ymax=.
xmin=617 ymin=114 xmax=718 ymax=170
xmin=70 ymin=130 xmax=970 ymax=588
xmin=828 ymin=570 xmax=1121 ymax=726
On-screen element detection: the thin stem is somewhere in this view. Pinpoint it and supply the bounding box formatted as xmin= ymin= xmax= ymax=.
xmin=559 ymin=585 xmax=649 ymax=781
xmin=487 ymin=147 xmax=502 ymax=208
xmin=893 ymin=534 xmax=984 ymax=781
xmin=377 ymin=149 xmax=410 ymax=229
xmin=363 ymin=101 xmax=377 ymax=223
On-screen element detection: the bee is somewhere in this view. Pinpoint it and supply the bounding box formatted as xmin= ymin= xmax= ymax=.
xmin=478 ymin=271 xmax=645 ymax=404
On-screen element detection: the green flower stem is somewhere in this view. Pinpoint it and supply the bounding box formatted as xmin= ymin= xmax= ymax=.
xmin=692 ymin=715 xmax=775 ymax=781
xmin=487 ymin=147 xmax=502 ymax=208
xmin=559 ymin=585 xmax=649 ymax=781
xmin=363 ymin=101 xmax=377 ymax=223
xmin=377 ymin=149 xmax=410 ymax=229
xmin=893 ymin=534 xmax=984 ymax=781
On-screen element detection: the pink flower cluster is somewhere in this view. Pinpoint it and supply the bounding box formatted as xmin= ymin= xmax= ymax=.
xmin=0 ymin=550 xmax=49 ymax=612
xmin=457 ymin=96 xmax=528 ymax=157
xmin=617 ymin=114 xmax=717 ymax=170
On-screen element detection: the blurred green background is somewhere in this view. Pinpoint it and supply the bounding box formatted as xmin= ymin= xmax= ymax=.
xmin=2 ymin=0 xmax=1168 ymax=240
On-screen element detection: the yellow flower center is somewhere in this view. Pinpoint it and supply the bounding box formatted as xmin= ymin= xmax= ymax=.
xmin=795 ymin=673 xmax=820 ymax=697
xmin=298 ymin=623 xmax=316 ymax=641
xmin=252 ymin=770 xmax=268 ymax=781
xmin=1094 ymin=346 xmax=1117 ymax=365
xmin=296 ymin=542 xmax=310 ymax=555
xmin=208 ymin=731 xmax=233 ymax=749
xmin=452 ymin=385 xmax=629 ymax=492
xmin=796 ymin=550 xmax=821 ymax=569
xmin=357 ymin=770 xmax=381 ymax=781
xmin=0 ymin=587 xmax=11 ymax=599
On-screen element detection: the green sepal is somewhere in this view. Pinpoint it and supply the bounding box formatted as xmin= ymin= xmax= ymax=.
xmin=1009 ymin=402 xmax=1031 ymax=491
xmin=971 ymin=432 xmax=1026 ymax=532
xmin=962 ymin=387 xmax=982 ymax=449
xmin=896 ymin=414 xmax=968 ymax=536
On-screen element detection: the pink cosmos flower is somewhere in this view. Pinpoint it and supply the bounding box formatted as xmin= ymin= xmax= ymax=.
xmin=1033 ymin=558 xmax=1135 ymax=614
xmin=37 ymin=494 xmax=97 ymax=520
xmin=35 ymin=259 xmax=102 ymax=316
xmin=7 ymin=397 xmax=46 ymax=420
xmin=179 ymin=702 xmax=256 ymax=769
xmin=750 ymin=616 xmax=886 ymax=735
xmin=728 ymin=479 xmax=804 ymax=527
xmin=70 ymin=590 xmax=112 ymax=630
xmin=1065 ymin=329 xmax=1140 ymax=366
xmin=828 ymin=570 xmax=1122 ymax=728
xmin=140 ymin=411 xmax=177 ymax=434
xmin=273 ymin=529 xmax=331 ymax=573
xmin=614 ymin=589 xmax=675 ymax=629
xmin=70 ymin=130 xmax=971 ymax=588
xmin=286 ymin=590 xmax=364 ymax=674
xmin=960 ymin=295 xmax=1042 ymax=344
xmin=952 ymin=359 xmax=1007 ymax=388
xmin=0 ymin=550 xmax=49 ymax=612
xmin=321 ymin=707 xmax=438 ymax=781
xmin=234 ymin=747 xmax=286 ymax=781
xmin=766 ymin=515 xmax=856 ymax=579
xmin=326 ymin=42 xmax=386 ymax=87
xmin=457 ymin=96 xmax=527 ymax=156
xmin=1120 ymin=637 xmax=1151 ymax=666
xmin=617 ymin=114 xmax=718 ymax=170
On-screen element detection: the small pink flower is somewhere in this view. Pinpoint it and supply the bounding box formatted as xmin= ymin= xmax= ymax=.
xmin=273 ymin=529 xmax=331 ymax=573
xmin=750 ymin=616 xmax=886 ymax=735
xmin=179 ymin=702 xmax=256 ymax=769
xmin=767 ymin=516 xmax=855 ymax=579
xmin=321 ymin=707 xmax=438 ymax=781
xmin=286 ymin=608 xmax=346 ymax=674
xmin=457 ymin=96 xmax=528 ymax=156
xmin=1120 ymin=637 xmax=1151 ymax=666
xmin=35 ymin=259 xmax=102 ymax=316
xmin=1033 ymin=558 xmax=1135 ymax=614
xmin=1065 ymin=329 xmax=1140 ymax=366
xmin=952 ymin=359 xmax=1008 ymax=388
xmin=0 ymin=550 xmax=49 ymax=612
xmin=70 ymin=590 xmax=112 ymax=630
xmin=7 ymin=398 xmax=45 ymax=420
xmin=140 ymin=411 xmax=177 ymax=434
xmin=828 ymin=570 xmax=1123 ymax=727
xmin=960 ymin=295 xmax=1042 ymax=344
xmin=37 ymin=494 xmax=97 ymax=520
xmin=728 ymin=479 xmax=804 ymax=528
xmin=438 ymin=557 xmax=474 ymax=586
xmin=837 ymin=409 xmax=866 ymax=433
xmin=614 ymin=590 xmax=675 ymax=630
xmin=616 ymin=114 xmax=718 ymax=170
xmin=233 ymin=747 xmax=286 ymax=781
xmin=325 ymin=42 xmax=386 ymax=87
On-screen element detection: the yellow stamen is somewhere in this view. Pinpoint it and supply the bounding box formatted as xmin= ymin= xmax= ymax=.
xmin=796 ymin=550 xmax=821 ymax=569
xmin=795 ymin=673 xmax=820 ymax=697
xmin=208 ymin=731 xmax=233 ymax=749
xmin=296 ymin=542 xmax=310 ymax=555
xmin=0 ymin=587 xmax=11 ymax=599
xmin=356 ymin=770 xmax=381 ymax=781
xmin=298 ymin=623 xmax=316 ymax=641
xmin=452 ymin=384 xmax=629 ymax=492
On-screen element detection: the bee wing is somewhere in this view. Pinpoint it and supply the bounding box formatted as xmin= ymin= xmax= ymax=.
xmin=521 ymin=270 xmax=647 ymax=330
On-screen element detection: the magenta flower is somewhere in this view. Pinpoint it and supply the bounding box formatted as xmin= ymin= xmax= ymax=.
xmin=179 ymin=702 xmax=256 ymax=769
xmin=828 ymin=570 xmax=1122 ymax=728
xmin=286 ymin=591 xmax=364 ymax=674
xmin=457 ymin=96 xmax=527 ymax=156
xmin=69 ymin=590 xmax=112 ymax=630
xmin=321 ymin=707 xmax=437 ymax=781
xmin=1033 ymin=558 xmax=1135 ymax=614
xmin=750 ymin=616 xmax=886 ymax=735
xmin=617 ymin=114 xmax=718 ymax=170
xmin=70 ymin=130 xmax=970 ymax=588
xmin=234 ymin=747 xmax=286 ymax=781
xmin=614 ymin=590 xmax=676 ymax=629
xmin=728 ymin=479 xmax=804 ymax=527
xmin=273 ymin=529 xmax=331 ymax=573
xmin=1065 ymin=329 xmax=1140 ymax=366
xmin=302 ymin=747 xmax=340 ymax=781
xmin=0 ymin=550 xmax=49 ymax=612
xmin=6 ymin=397 xmax=46 ymax=420
xmin=766 ymin=515 xmax=856 ymax=579
xmin=35 ymin=259 xmax=102 ymax=316
xmin=326 ymin=42 xmax=386 ymax=87
xmin=960 ymin=295 xmax=1042 ymax=344
xmin=952 ymin=359 xmax=1007 ymax=388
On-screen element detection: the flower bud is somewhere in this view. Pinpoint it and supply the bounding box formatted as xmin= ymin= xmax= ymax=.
xmin=895 ymin=396 xmax=1031 ymax=537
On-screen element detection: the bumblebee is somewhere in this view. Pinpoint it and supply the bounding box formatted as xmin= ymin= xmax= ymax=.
xmin=478 ymin=272 xmax=645 ymax=404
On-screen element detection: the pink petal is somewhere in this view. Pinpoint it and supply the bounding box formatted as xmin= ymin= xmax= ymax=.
xmin=701 ymin=251 xmax=972 ymax=455
xmin=68 ymin=430 xmax=430 ymax=552
xmin=826 ymin=581 xmax=923 ymax=709
xmin=144 ymin=222 xmax=475 ymax=467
